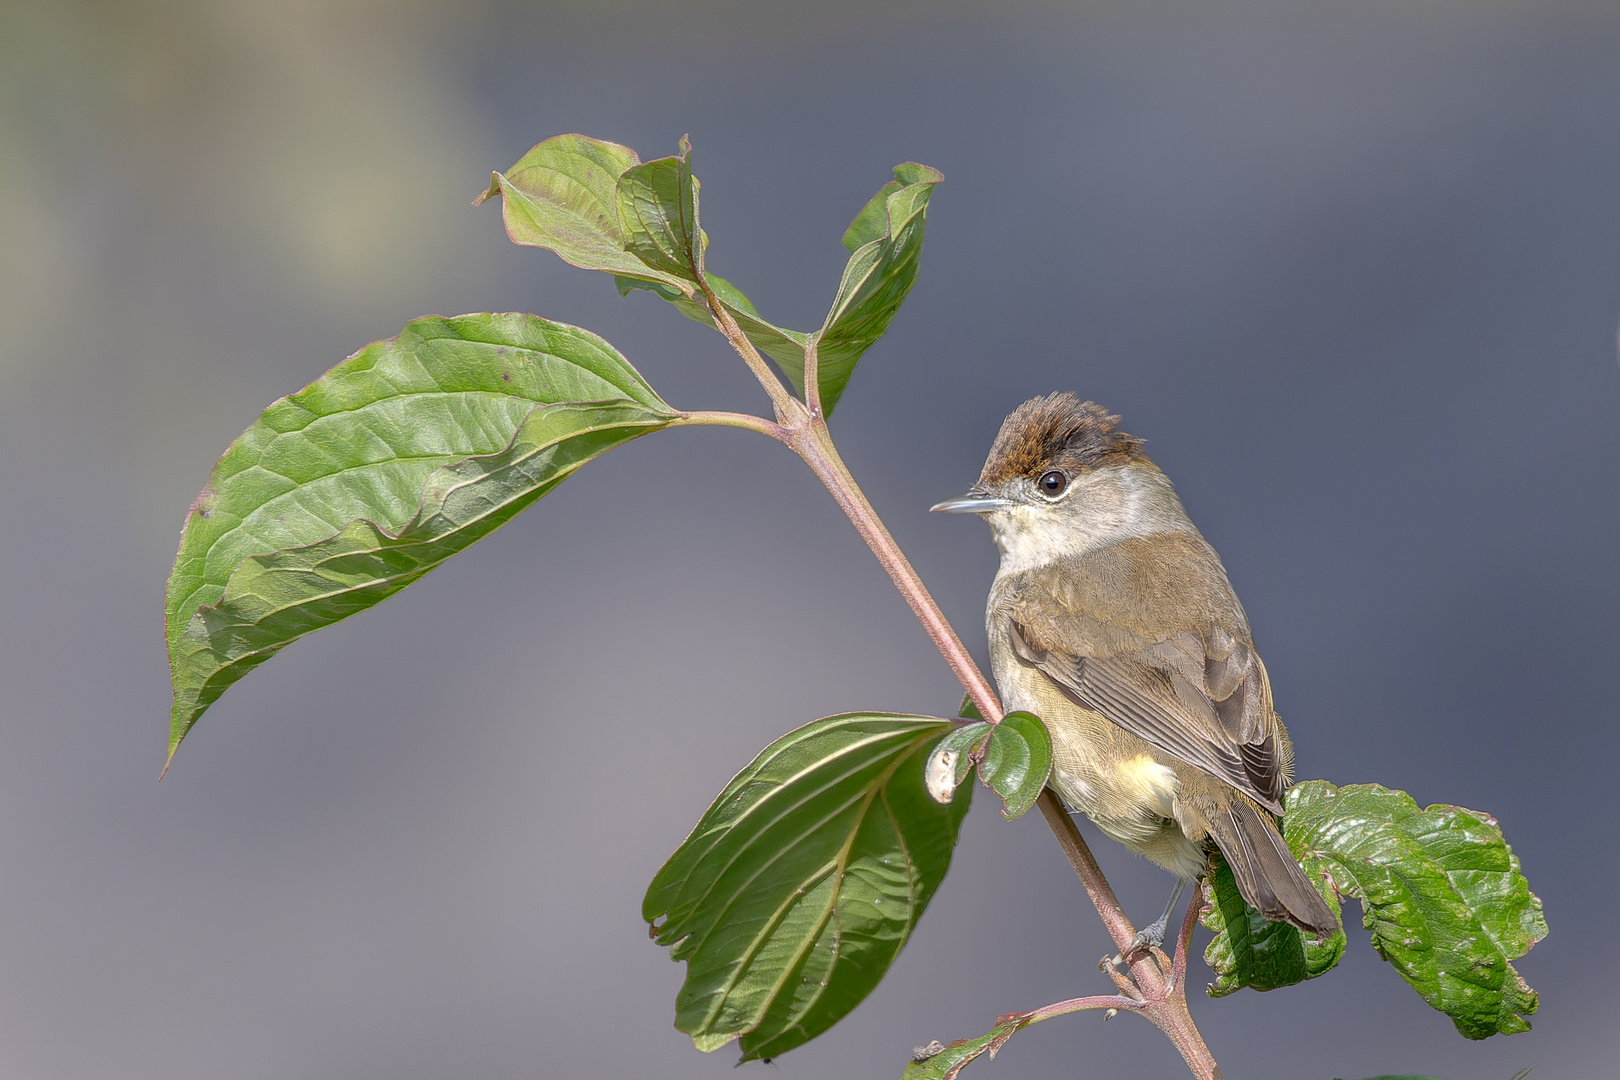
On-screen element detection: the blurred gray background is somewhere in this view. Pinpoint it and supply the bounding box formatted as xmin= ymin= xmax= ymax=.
xmin=2 ymin=1 xmax=1616 ymax=1077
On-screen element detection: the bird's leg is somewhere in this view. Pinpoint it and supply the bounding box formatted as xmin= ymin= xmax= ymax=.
xmin=1116 ymin=877 xmax=1189 ymax=961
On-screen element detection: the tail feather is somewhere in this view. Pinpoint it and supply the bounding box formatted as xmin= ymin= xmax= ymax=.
xmin=1207 ymin=798 xmax=1336 ymax=936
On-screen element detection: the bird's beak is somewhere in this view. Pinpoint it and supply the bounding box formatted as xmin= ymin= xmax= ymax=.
xmin=930 ymin=490 xmax=1015 ymax=514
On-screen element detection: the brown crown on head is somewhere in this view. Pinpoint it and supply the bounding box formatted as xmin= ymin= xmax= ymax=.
xmin=977 ymin=392 xmax=1144 ymax=486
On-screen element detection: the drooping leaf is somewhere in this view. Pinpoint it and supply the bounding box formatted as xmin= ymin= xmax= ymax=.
xmin=615 ymin=136 xmax=704 ymax=289
xmin=475 ymin=134 xmax=682 ymax=290
xmin=166 ymin=314 xmax=673 ymax=759
xmin=1201 ymin=848 xmax=1344 ymax=996
xmin=1286 ymin=781 xmax=1547 ymax=1038
xmin=975 ymin=711 xmax=1052 ymax=820
xmin=899 ymin=1014 xmax=1032 ymax=1080
xmin=772 ymin=163 xmax=943 ymax=415
xmin=644 ymin=713 xmax=971 ymax=1062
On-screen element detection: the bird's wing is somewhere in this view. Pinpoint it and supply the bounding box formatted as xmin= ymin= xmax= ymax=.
xmin=1008 ymin=618 xmax=1286 ymax=814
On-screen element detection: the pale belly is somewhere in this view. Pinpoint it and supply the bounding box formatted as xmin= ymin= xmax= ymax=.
xmin=990 ymin=634 xmax=1208 ymax=880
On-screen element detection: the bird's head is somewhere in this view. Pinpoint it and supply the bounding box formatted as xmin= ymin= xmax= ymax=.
xmin=931 ymin=393 xmax=1186 ymax=572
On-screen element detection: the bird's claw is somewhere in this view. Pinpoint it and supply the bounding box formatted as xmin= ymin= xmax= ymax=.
xmin=1129 ymin=917 xmax=1169 ymax=954
xmin=1108 ymin=917 xmax=1169 ymax=968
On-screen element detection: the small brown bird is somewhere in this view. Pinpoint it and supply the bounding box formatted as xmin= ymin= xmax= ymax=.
xmin=933 ymin=393 xmax=1335 ymax=948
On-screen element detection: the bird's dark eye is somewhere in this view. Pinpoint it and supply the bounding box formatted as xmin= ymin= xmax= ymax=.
xmin=1038 ymin=470 xmax=1068 ymax=496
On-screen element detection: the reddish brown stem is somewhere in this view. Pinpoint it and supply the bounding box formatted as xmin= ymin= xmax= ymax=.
xmin=1021 ymin=992 xmax=1144 ymax=1023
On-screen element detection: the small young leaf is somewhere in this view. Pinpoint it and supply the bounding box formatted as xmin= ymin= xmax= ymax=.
xmin=165 ymin=314 xmax=673 ymax=759
xmin=1201 ymin=848 xmax=1345 ymax=997
xmin=644 ymin=713 xmax=971 ymax=1062
xmin=615 ymin=136 xmax=704 ymax=290
xmin=772 ymin=163 xmax=943 ymax=415
xmin=1287 ymin=781 xmax=1548 ymax=1039
xmin=899 ymin=1014 xmax=1032 ymax=1080
xmin=476 ymin=134 xmax=682 ymax=289
xmin=975 ymin=711 xmax=1052 ymax=820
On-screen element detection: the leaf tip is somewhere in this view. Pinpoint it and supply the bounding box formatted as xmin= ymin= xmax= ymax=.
xmin=690 ymin=1031 xmax=735 ymax=1053
xmin=894 ymin=162 xmax=945 ymax=186
xmin=473 ymin=172 xmax=503 ymax=207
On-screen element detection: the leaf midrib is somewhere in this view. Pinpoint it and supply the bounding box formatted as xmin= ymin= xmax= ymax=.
xmin=706 ymin=728 xmax=931 ymax=1036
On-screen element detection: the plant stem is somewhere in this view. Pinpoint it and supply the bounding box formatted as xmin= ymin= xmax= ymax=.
xmin=669 ymin=410 xmax=789 ymax=443
xmin=697 ymin=282 xmax=804 ymax=425
xmin=793 ymin=421 xmax=1002 ymax=723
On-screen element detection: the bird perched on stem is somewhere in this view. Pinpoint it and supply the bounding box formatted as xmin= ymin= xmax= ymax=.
xmin=933 ymin=392 xmax=1336 ymax=949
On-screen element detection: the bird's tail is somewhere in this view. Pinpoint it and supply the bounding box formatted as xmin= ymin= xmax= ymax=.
xmin=1205 ymin=797 xmax=1337 ymax=936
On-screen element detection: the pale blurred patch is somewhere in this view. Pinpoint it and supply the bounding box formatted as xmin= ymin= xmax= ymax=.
xmin=0 ymin=0 xmax=491 ymax=389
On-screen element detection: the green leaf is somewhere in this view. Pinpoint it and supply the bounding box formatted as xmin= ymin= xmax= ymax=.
xmin=615 ymin=135 xmax=704 ymax=290
xmin=486 ymin=133 xmax=810 ymax=377
xmin=772 ymin=162 xmax=943 ymax=415
xmin=975 ymin=711 xmax=1052 ymax=820
xmin=899 ymin=1014 xmax=1032 ymax=1080
xmin=482 ymin=137 xmax=941 ymax=418
xmin=843 ymin=177 xmax=905 ymax=252
xmin=1201 ymin=848 xmax=1345 ymax=997
xmin=1287 ymin=781 xmax=1548 ymax=1039
xmin=644 ymin=713 xmax=971 ymax=1062
xmin=476 ymin=134 xmax=683 ymax=291
xmin=165 ymin=313 xmax=673 ymax=760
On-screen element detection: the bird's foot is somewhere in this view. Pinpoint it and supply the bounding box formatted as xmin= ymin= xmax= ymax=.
xmin=1129 ymin=917 xmax=1169 ymax=954
xmin=1110 ymin=916 xmax=1169 ymax=967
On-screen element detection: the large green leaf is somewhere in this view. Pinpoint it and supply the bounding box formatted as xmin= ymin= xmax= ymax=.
xmin=1201 ymin=847 xmax=1345 ymax=996
xmin=165 ymin=313 xmax=673 ymax=759
xmin=772 ymin=162 xmax=943 ymax=415
xmin=1280 ymin=781 xmax=1546 ymax=1038
xmin=645 ymin=713 xmax=971 ymax=1062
